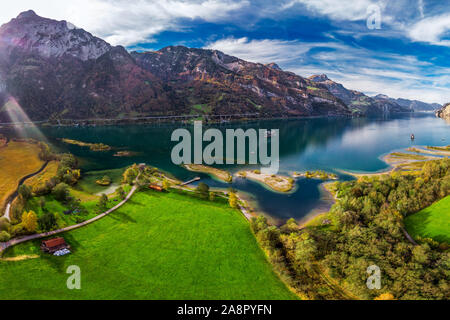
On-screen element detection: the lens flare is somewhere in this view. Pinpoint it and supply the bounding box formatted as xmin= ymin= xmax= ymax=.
xmin=2 ymin=96 xmax=47 ymax=142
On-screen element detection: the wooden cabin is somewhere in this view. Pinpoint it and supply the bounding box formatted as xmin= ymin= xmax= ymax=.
xmin=41 ymin=237 xmax=70 ymax=254
xmin=149 ymin=184 xmax=163 ymax=192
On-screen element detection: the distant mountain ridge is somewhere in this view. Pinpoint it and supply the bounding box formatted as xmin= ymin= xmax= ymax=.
xmin=308 ymin=74 xmax=413 ymax=116
xmin=0 ymin=11 xmax=434 ymax=123
xmin=373 ymin=94 xmax=441 ymax=112
xmin=131 ymin=46 xmax=350 ymax=117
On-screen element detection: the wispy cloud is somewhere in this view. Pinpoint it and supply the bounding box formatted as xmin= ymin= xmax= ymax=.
xmin=0 ymin=0 xmax=249 ymax=46
xmin=408 ymin=14 xmax=450 ymax=47
xmin=282 ymin=0 xmax=378 ymax=21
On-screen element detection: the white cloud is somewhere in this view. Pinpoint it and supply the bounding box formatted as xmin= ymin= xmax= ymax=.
xmin=282 ymin=0 xmax=378 ymax=21
xmin=0 ymin=0 xmax=249 ymax=46
xmin=409 ymin=14 xmax=450 ymax=46
xmin=205 ymin=36 xmax=347 ymax=64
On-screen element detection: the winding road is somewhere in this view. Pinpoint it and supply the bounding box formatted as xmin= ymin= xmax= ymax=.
xmin=0 ymin=182 xmax=138 ymax=254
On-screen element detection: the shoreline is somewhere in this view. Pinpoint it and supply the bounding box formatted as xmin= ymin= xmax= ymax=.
xmin=0 ymin=113 xmax=358 ymax=128
xmin=183 ymin=164 xmax=232 ymax=183
xmin=236 ymin=171 xmax=295 ymax=193
xmin=297 ymin=182 xmax=337 ymax=228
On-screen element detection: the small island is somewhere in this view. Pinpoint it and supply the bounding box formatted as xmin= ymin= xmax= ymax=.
xmin=183 ymin=164 xmax=232 ymax=183
xmin=113 ymin=151 xmax=138 ymax=157
xmin=292 ymin=170 xmax=338 ymax=180
xmin=61 ymin=138 xmax=112 ymax=151
xmin=236 ymin=170 xmax=294 ymax=192
xmin=95 ymin=175 xmax=112 ymax=186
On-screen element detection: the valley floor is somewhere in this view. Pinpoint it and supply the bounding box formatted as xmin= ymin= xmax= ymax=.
xmin=0 ymin=191 xmax=296 ymax=300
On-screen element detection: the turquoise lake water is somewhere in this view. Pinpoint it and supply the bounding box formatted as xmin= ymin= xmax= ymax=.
xmin=2 ymin=113 xmax=449 ymax=223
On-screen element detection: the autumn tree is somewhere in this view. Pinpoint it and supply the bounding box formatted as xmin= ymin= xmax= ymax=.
xmin=21 ymin=211 xmax=38 ymax=233
xmin=228 ymin=192 xmax=238 ymax=208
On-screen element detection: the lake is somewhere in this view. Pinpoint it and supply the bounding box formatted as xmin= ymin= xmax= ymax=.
xmin=2 ymin=113 xmax=449 ymax=224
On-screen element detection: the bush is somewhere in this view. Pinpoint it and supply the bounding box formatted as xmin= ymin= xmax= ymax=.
xmin=18 ymin=184 xmax=32 ymax=200
xmin=0 ymin=217 xmax=10 ymax=232
xmin=38 ymin=212 xmax=57 ymax=231
xmin=52 ymin=183 xmax=70 ymax=202
xmin=0 ymin=231 xmax=10 ymax=242
xmin=196 ymin=183 xmax=210 ymax=198
xmin=10 ymin=224 xmax=27 ymax=237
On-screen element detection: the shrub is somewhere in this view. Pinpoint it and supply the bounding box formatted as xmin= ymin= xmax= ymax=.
xmin=52 ymin=183 xmax=70 ymax=202
xmin=0 ymin=231 xmax=10 ymax=242
xmin=38 ymin=212 xmax=57 ymax=232
xmin=0 ymin=217 xmax=10 ymax=232
xmin=18 ymin=184 xmax=32 ymax=201
xmin=196 ymin=183 xmax=210 ymax=198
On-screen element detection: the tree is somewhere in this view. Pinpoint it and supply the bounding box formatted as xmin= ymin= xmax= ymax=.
xmin=18 ymin=184 xmax=32 ymax=201
xmin=123 ymin=167 xmax=138 ymax=184
xmin=52 ymin=183 xmax=70 ymax=202
xmin=98 ymin=194 xmax=108 ymax=211
xmin=38 ymin=212 xmax=57 ymax=231
xmin=39 ymin=196 xmax=46 ymax=209
xmin=0 ymin=217 xmax=10 ymax=232
xmin=228 ymin=192 xmax=238 ymax=208
xmin=162 ymin=179 xmax=170 ymax=191
xmin=116 ymin=186 xmax=126 ymax=200
xmin=0 ymin=231 xmax=10 ymax=242
xmin=60 ymin=153 xmax=77 ymax=169
xmin=196 ymin=182 xmax=209 ymax=198
xmin=21 ymin=211 xmax=38 ymax=233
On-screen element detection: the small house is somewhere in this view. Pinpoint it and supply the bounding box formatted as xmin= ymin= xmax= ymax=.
xmin=41 ymin=237 xmax=70 ymax=254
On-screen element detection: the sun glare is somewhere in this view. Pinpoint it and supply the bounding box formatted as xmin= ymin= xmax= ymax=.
xmin=3 ymin=97 xmax=47 ymax=141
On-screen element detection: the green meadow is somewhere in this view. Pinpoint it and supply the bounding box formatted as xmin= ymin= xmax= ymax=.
xmin=0 ymin=191 xmax=296 ymax=300
xmin=405 ymin=195 xmax=450 ymax=243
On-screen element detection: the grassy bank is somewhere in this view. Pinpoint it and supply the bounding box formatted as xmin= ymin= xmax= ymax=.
xmin=404 ymin=195 xmax=450 ymax=243
xmin=0 ymin=191 xmax=296 ymax=300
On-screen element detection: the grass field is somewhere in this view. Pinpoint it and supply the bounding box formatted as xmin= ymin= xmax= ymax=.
xmin=0 ymin=141 xmax=44 ymax=211
xmin=75 ymin=168 xmax=125 ymax=195
xmin=24 ymin=160 xmax=59 ymax=189
xmin=405 ymin=196 xmax=450 ymax=243
xmin=0 ymin=191 xmax=296 ymax=300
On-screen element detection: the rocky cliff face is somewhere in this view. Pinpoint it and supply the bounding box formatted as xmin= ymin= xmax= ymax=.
xmin=309 ymin=75 xmax=412 ymax=116
xmin=0 ymin=11 xmax=183 ymax=121
xmin=4 ymin=11 xmax=427 ymax=122
xmin=436 ymin=103 xmax=450 ymax=120
xmin=131 ymin=46 xmax=351 ymax=117
xmin=0 ymin=10 xmax=111 ymax=62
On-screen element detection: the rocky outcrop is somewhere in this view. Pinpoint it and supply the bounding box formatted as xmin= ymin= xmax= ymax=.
xmin=436 ymin=103 xmax=450 ymax=120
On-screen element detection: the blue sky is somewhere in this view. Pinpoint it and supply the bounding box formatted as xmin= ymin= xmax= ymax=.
xmin=1 ymin=0 xmax=450 ymax=103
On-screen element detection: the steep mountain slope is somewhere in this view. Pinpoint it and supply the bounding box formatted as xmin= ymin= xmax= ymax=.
xmin=373 ymin=95 xmax=440 ymax=112
xmin=436 ymin=103 xmax=450 ymax=120
xmin=0 ymin=11 xmax=183 ymax=121
xmin=131 ymin=46 xmax=350 ymax=117
xmin=309 ymin=74 xmax=412 ymax=116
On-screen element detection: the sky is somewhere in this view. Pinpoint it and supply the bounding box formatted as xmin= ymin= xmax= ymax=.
xmin=0 ymin=0 xmax=449 ymax=104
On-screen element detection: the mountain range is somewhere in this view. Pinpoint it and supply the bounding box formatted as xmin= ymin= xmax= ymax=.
xmin=0 ymin=11 xmax=441 ymax=122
